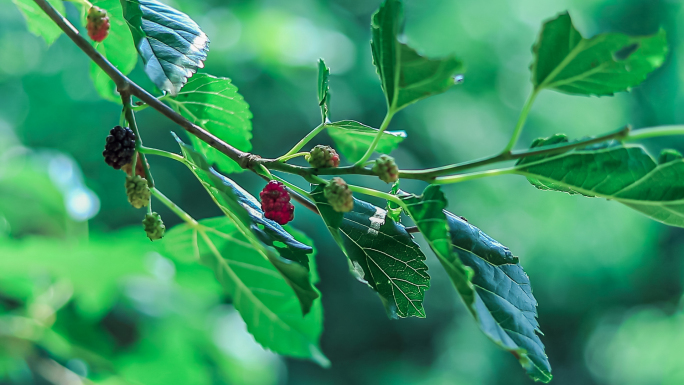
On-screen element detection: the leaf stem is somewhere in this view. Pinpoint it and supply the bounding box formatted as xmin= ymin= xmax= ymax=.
xmin=277 ymin=152 xmax=309 ymax=162
xmin=151 ymin=187 xmax=198 ymax=227
xmin=282 ymin=123 xmax=326 ymax=158
xmin=624 ymin=125 xmax=684 ymax=142
xmin=139 ymin=146 xmax=186 ymax=164
xmin=122 ymin=95 xmax=155 ymax=187
xmin=132 ymin=94 xmax=171 ymax=112
xmin=354 ymin=111 xmax=395 ymax=166
xmin=272 ymin=176 xmax=313 ymax=200
xmin=347 ymin=184 xmax=407 ymax=210
xmin=502 ymin=90 xmax=539 ymax=153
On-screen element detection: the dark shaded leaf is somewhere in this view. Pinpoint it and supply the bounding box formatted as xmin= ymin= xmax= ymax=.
xmin=172 ymin=133 xmax=318 ymax=312
xmin=446 ymin=213 xmax=551 ymax=383
xmin=311 ymin=184 xmax=430 ymax=319
xmin=401 ymin=186 xmax=551 ymax=382
xmin=400 ymin=186 xmax=475 ymax=310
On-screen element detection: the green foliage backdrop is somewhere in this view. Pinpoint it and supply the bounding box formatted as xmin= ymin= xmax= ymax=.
xmin=1 ymin=0 xmax=684 ymax=384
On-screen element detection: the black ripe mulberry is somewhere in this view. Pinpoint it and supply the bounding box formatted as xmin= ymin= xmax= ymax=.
xmin=103 ymin=126 xmax=136 ymax=170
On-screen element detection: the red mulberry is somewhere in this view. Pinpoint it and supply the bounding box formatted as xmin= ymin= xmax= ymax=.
xmin=86 ymin=6 xmax=110 ymax=42
xmin=260 ymin=181 xmax=295 ymax=225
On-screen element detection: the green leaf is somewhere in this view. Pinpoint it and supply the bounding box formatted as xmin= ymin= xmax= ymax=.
xmin=90 ymin=0 xmax=138 ymax=102
xmin=371 ymin=0 xmax=463 ymax=113
xmin=310 ymin=185 xmax=429 ymax=319
xmin=172 ymin=133 xmax=319 ymax=312
xmin=120 ymin=0 xmax=209 ymax=95
xmin=169 ymin=74 xmax=253 ymax=174
xmin=400 ymin=185 xmax=475 ymax=311
xmin=445 ymin=213 xmax=552 ymax=383
xmin=532 ymin=12 xmax=667 ymax=96
xmin=164 ymin=217 xmax=327 ymax=365
xmin=516 ymin=135 xmax=684 ymax=227
xmin=401 ymin=186 xmax=551 ymax=382
xmin=326 ymin=120 xmax=405 ymax=163
xmin=13 ymin=0 xmax=65 ymax=45
xmin=386 ymin=181 xmax=402 ymax=222
xmin=317 ymin=59 xmax=330 ymax=123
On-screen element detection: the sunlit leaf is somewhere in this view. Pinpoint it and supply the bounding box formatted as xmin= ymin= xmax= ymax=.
xmin=311 ymin=185 xmax=429 ymax=319
xmin=169 ymin=74 xmax=253 ymax=174
xmin=12 ymin=0 xmax=64 ymax=45
xmin=371 ymin=0 xmax=463 ymax=113
xmin=317 ymin=59 xmax=330 ymax=123
xmin=326 ymin=120 xmax=405 ymax=163
xmin=516 ymin=135 xmax=684 ymax=227
xmin=120 ymin=0 xmax=209 ymax=95
xmin=164 ymin=217 xmax=327 ymax=366
xmin=0 ymin=229 xmax=152 ymax=318
xmin=90 ymin=0 xmax=138 ymax=102
xmin=532 ymin=12 xmax=667 ymax=96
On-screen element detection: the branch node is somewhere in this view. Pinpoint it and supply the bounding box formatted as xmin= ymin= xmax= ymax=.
xmin=619 ymin=125 xmax=632 ymax=139
xmin=238 ymin=153 xmax=262 ymax=170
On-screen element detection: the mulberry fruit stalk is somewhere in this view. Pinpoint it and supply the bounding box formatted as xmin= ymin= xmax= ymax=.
xmin=260 ymin=181 xmax=295 ymax=225
xmin=306 ymin=145 xmax=340 ymax=168
xmin=143 ymin=212 xmax=165 ymax=241
xmin=103 ymin=126 xmax=136 ymax=170
xmin=324 ymin=177 xmax=354 ymax=213
xmin=86 ymin=6 xmax=110 ymax=42
xmin=122 ymin=156 xmax=149 ymax=178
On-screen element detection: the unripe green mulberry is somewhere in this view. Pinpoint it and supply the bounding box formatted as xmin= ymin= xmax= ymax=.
xmin=306 ymin=145 xmax=340 ymax=168
xmin=143 ymin=212 xmax=165 ymax=241
xmin=324 ymin=177 xmax=353 ymax=213
xmin=372 ymin=155 xmax=399 ymax=183
xmin=125 ymin=175 xmax=150 ymax=209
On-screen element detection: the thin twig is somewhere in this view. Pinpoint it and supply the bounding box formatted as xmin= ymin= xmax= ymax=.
xmin=32 ymin=0 xmax=250 ymax=167
xmin=122 ymin=93 xmax=155 ymax=187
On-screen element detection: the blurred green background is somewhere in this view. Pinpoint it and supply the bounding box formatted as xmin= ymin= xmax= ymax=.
xmin=1 ymin=0 xmax=684 ymax=384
